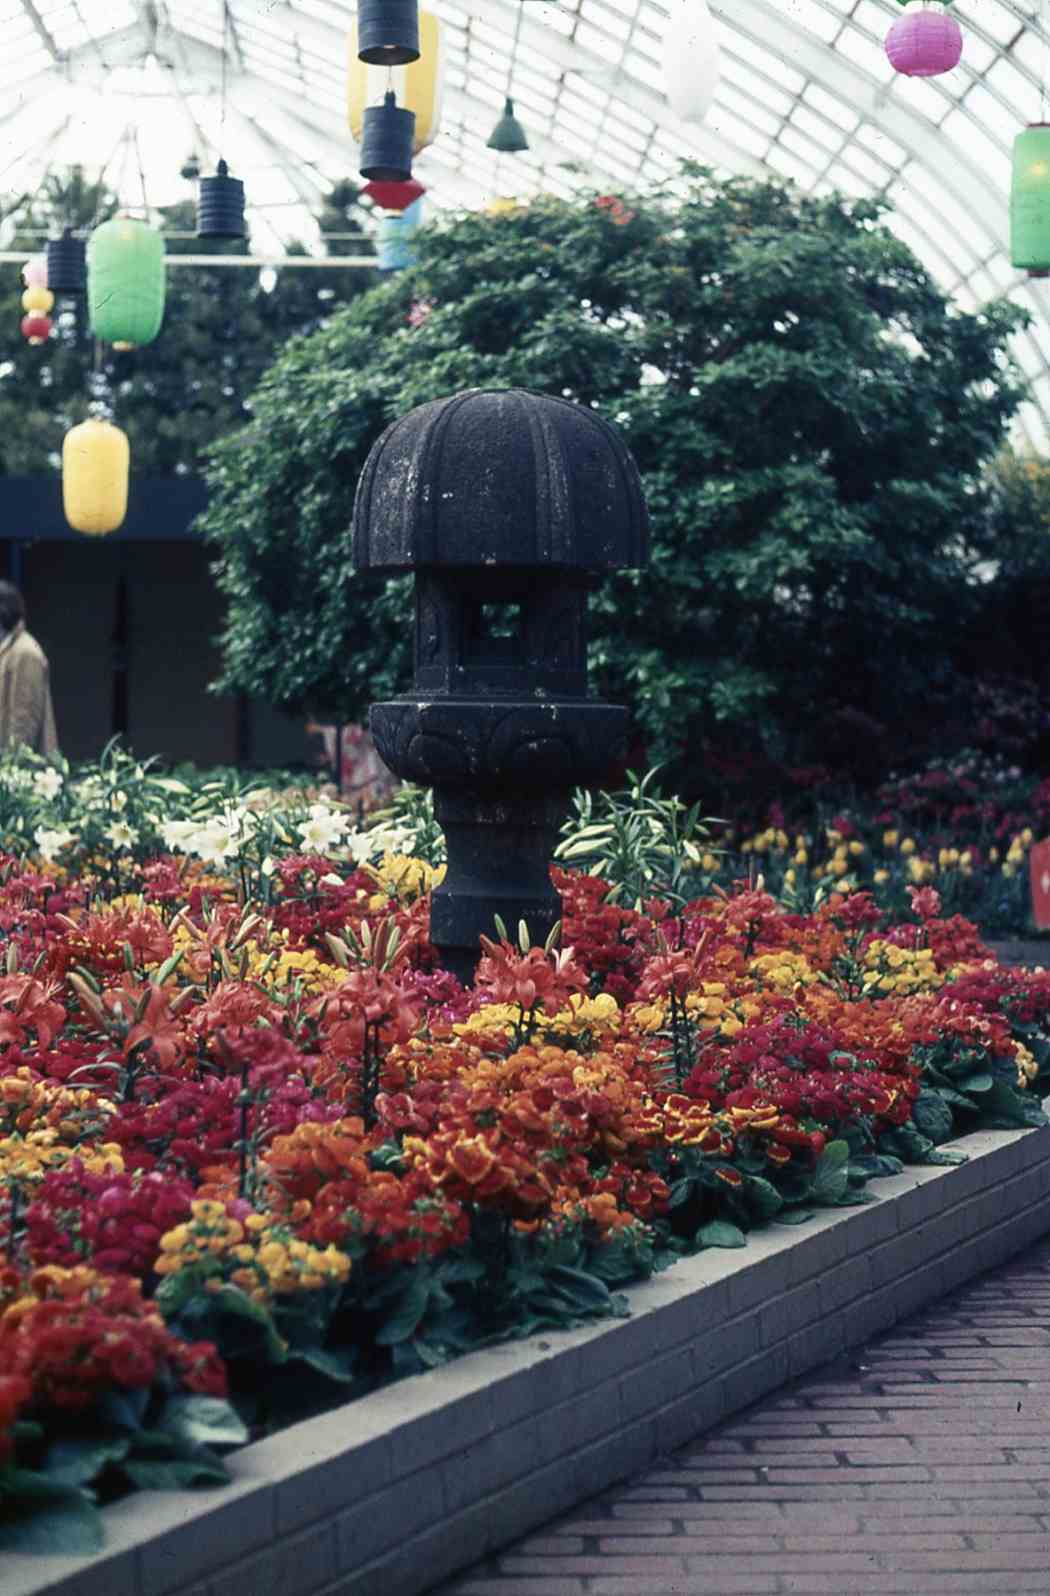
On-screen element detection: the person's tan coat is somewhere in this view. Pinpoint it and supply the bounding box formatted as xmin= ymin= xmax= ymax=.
xmin=0 ymin=622 xmax=59 ymax=758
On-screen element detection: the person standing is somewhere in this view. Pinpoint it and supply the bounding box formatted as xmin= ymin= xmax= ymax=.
xmin=0 ymin=582 xmax=59 ymax=757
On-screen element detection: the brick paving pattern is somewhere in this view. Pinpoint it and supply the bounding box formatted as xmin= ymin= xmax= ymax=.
xmin=432 ymin=1235 xmax=1050 ymax=1596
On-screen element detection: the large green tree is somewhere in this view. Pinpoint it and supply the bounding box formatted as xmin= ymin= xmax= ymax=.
xmin=201 ymin=169 xmax=1029 ymax=783
xmin=0 ymin=171 xmax=376 ymax=475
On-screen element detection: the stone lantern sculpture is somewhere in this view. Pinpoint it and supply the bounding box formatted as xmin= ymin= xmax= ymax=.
xmin=351 ymin=388 xmax=650 ymax=982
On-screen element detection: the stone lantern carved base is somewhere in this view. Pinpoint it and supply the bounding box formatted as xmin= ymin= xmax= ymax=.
xmin=370 ymin=695 xmax=629 ymax=984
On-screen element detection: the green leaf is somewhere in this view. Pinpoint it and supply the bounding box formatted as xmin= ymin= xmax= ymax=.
xmin=744 ymin=1175 xmax=784 ymax=1220
xmin=912 ymin=1088 xmax=956 ymax=1145
xmin=698 ymin=1220 xmax=747 ymax=1248
xmin=288 ymin=1346 xmax=358 ymax=1385
xmin=44 ymin=1434 xmax=131 ymax=1487
xmin=545 ymin=1265 xmax=614 ymax=1309
xmin=159 ymin=1396 xmax=249 ymax=1449
xmin=374 ymin=1275 xmax=432 ymax=1346
xmin=811 ymin=1140 xmax=851 ymax=1203
xmin=0 ymin=1474 xmax=104 ymax=1556
xmin=956 ymin=1073 xmax=994 ymax=1095
xmin=122 ymin=1457 xmax=229 ymax=1491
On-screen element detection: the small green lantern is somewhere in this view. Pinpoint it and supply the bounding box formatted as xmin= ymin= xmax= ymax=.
xmin=486 ymin=97 xmax=529 ymax=153
xmin=87 ymin=217 xmax=166 ymax=346
xmin=1011 ymin=124 xmax=1050 ymax=278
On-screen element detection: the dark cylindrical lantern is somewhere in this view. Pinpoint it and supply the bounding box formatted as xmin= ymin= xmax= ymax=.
xmin=357 ymin=0 xmax=420 ymax=64
xmin=352 ymin=388 xmax=650 ymax=982
xmin=198 ymin=159 xmax=246 ymax=239
xmin=46 ymin=228 xmax=86 ymax=296
xmin=359 ymin=91 xmax=416 ymax=182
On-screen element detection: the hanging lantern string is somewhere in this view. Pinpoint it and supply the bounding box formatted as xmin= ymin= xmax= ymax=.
xmin=221 ymin=0 xmax=231 ymax=144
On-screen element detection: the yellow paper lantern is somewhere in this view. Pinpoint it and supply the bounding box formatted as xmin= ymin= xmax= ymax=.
xmin=21 ymin=286 xmax=54 ymax=314
xmin=62 ymin=419 xmax=130 ymax=537
xmin=349 ymin=8 xmax=444 ymax=156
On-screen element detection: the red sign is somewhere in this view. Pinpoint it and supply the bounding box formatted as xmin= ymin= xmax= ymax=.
xmin=1030 ymin=838 xmax=1050 ymax=929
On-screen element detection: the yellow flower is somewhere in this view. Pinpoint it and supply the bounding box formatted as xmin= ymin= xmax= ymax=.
xmin=1021 ymin=828 xmax=1034 ymax=847
xmin=1003 ymin=862 xmax=1017 ymax=879
xmin=882 ymin=830 xmax=899 ymax=850
xmin=873 ymin=869 xmax=889 ymax=885
xmin=793 ymin=848 xmax=808 ymax=866
xmin=848 ymin=840 xmax=865 ymax=856
xmin=989 ymin=847 xmax=999 ymax=863
xmin=900 ymin=838 xmax=916 ymax=856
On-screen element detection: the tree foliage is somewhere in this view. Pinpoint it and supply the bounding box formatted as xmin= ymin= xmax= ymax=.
xmin=201 ymin=169 xmax=1029 ymax=782
xmin=0 ymin=170 xmax=376 ymax=475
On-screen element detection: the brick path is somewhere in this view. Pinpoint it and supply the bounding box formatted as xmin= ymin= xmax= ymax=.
xmin=432 ymin=1235 xmax=1050 ymax=1596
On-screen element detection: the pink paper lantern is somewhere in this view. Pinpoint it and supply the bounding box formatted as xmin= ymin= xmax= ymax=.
xmin=885 ymin=7 xmax=963 ymax=78
xmin=22 ymin=256 xmax=47 ymax=288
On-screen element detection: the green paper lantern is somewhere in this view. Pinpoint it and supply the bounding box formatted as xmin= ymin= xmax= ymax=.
xmin=1011 ymin=124 xmax=1050 ymax=277
xmin=88 ymin=217 xmax=166 ymax=346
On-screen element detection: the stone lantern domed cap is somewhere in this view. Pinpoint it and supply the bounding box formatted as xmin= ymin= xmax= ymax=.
xmin=352 ymin=387 xmax=649 ymax=572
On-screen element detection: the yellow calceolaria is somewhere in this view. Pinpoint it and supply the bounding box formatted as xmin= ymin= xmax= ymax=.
xmin=873 ymin=869 xmax=889 ymax=885
xmin=255 ymin=942 xmax=346 ymax=994
xmin=848 ymin=840 xmax=865 ymax=857
xmin=900 ymin=837 xmax=916 ymax=856
xmin=1015 ymin=1042 xmax=1040 ymax=1089
xmin=366 ymin=853 xmax=446 ymax=907
xmin=629 ymin=982 xmax=741 ymax=1037
xmin=458 ymin=991 xmax=621 ymax=1041
xmin=938 ymin=848 xmax=960 ymax=870
xmin=749 ymin=951 xmax=818 ymax=992
xmin=882 ymin=830 xmax=899 ymax=850
xmin=793 ymin=848 xmax=808 ymax=867
xmin=0 ymin=1129 xmax=123 ymax=1183
xmin=157 ymin=1200 xmax=351 ymax=1302
xmin=861 ymin=940 xmax=944 ymax=997
xmin=250 ymin=1231 xmax=351 ymax=1297
xmin=908 ymin=856 xmax=935 ymax=884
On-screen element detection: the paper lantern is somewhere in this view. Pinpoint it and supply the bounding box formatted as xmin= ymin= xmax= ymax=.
xmin=885 ymin=3 xmax=962 ymax=78
xmin=357 ymin=0 xmax=420 ymax=65
xmin=87 ymin=217 xmax=166 ymax=347
xmin=377 ymin=198 xmax=423 ymax=271
xmin=198 ymin=160 xmax=246 ymax=240
xmin=487 ymin=98 xmax=528 ymax=153
xmin=363 ymin=177 xmax=426 ymax=211
xmin=62 ymin=419 xmax=130 ymax=537
xmin=22 ymin=287 xmax=54 ymax=315
xmin=47 ymin=230 xmax=86 ymax=296
xmin=359 ymin=91 xmax=416 ymax=182
xmin=21 ymin=314 xmax=52 ymax=345
xmin=1012 ymin=125 xmax=1050 ymax=277
xmin=22 ymin=256 xmax=47 ymax=289
xmin=663 ymin=0 xmax=721 ymax=124
xmin=349 ymin=7 xmax=443 ymax=157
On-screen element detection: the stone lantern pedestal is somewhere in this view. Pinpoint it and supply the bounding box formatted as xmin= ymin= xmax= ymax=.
xmin=352 ymin=388 xmax=649 ymax=982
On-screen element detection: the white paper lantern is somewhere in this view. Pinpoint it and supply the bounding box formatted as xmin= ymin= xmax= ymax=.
xmin=663 ymin=0 xmax=721 ymax=124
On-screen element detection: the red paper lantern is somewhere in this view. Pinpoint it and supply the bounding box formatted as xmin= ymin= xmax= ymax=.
xmin=21 ymin=312 xmax=52 ymax=345
xmin=1030 ymin=838 xmax=1050 ymax=929
xmin=363 ymin=177 xmax=426 ymax=211
xmin=885 ymin=4 xmax=962 ymax=78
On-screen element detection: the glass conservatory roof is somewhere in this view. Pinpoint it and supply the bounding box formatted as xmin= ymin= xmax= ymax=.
xmin=3 ymin=0 xmax=1050 ymax=444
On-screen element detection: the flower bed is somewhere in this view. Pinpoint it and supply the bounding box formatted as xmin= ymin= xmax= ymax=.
xmin=2 ymin=771 xmax=1050 ymax=1562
